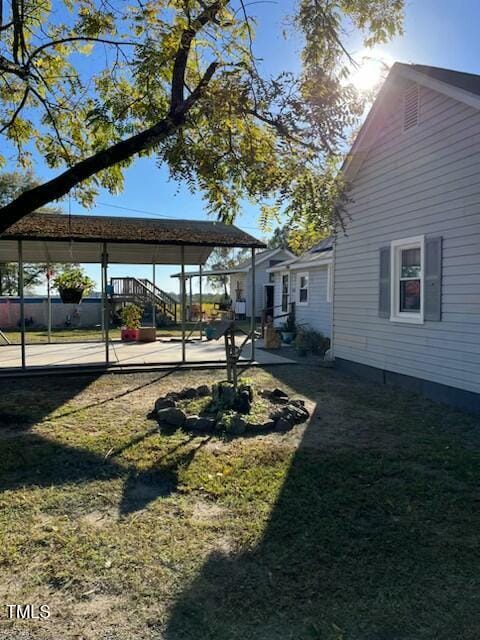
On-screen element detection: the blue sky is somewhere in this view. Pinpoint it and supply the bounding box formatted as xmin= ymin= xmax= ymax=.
xmin=18 ymin=0 xmax=480 ymax=294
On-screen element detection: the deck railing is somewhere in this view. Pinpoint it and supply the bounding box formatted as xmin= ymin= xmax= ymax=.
xmin=110 ymin=277 xmax=177 ymax=322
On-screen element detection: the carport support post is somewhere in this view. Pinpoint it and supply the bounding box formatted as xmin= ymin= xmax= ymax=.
xmin=18 ymin=240 xmax=26 ymax=369
xmin=189 ymin=276 xmax=193 ymax=322
xmin=152 ymin=262 xmax=156 ymax=328
xmin=250 ymin=247 xmax=256 ymax=362
xmin=181 ymin=246 xmax=186 ymax=362
xmin=102 ymin=243 xmax=109 ymax=364
xmin=199 ymin=264 xmax=203 ymax=341
xmin=47 ymin=262 xmax=52 ymax=344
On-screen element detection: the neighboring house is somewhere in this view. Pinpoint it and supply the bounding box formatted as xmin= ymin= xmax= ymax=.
xmin=228 ymin=248 xmax=294 ymax=319
xmin=267 ymin=238 xmax=333 ymax=337
xmin=333 ymin=62 xmax=480 ymax=412
xmin=179 ymin=247 xmax=294 ymax=319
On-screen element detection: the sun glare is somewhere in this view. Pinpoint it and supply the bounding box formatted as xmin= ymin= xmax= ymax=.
xmin=351 ymin=50 xmax=394 ymax=92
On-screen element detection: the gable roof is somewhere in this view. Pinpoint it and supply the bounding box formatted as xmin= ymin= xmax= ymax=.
xmin=343 ymin=62 xmax=480 ymax=182
xmin=233 ymin=246 xmax=295 ymax=271
xmin=402 ymin=63 xmax=480 ymax=97
xmin=267 ymin=237 xmax=333 ymax=272
xmin=170 ymin=246 xmax=295 ymax=278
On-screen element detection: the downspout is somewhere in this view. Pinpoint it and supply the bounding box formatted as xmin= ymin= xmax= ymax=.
xmin=329 ymin=241 xmax=336 ymax=361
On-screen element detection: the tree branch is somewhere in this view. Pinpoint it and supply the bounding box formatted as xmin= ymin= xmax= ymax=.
xmin=170 ymin=1 xmax=225 ymax=111
xmin=27 ymin=36 xmax=138 ymax=64
xmin=0 ymin=1 xmax=227 ymax=232
xmin=0 ymin=69 xmax=221 ymax=232
xmin=0 ymin=86 xmax=29 ymax=134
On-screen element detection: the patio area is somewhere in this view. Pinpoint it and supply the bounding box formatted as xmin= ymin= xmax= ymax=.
xmin=0 ymin=212 xmax=272 ymax=372
xmin=0 ymin=337 xmax=295 ymax=370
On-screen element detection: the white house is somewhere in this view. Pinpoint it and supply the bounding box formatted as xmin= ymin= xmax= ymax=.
xmin=173 ymin=247 xmax=294 ymax=319
xmin=268 ymin=238 xmax=333 ymax=337
xmin=332 ymin=62 xmax=480 ymax=412
xmin=199 ymin=247 xmax=293 ymax=318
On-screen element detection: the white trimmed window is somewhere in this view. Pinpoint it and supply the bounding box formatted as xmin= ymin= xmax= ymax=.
xmin=390 ymin=235 xmax=425 ymax=324
xmin=297 ymin=272 xmax=309 ymax=305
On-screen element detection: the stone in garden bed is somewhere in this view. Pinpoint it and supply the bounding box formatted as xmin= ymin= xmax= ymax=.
xmin=234 ymin=389 xmax=252 ymax=415
xmin=155 ymin=397 xmax=177 ymax=411
xmin=197 ymin=384 xmax=211 ymax=397
xmin=181 ymin=387 xmax=198 ymax=400
xmin=290 ymin=398 xmax=306 ymax=407
xmin=157 ymin=407 xmax=187 ymax=427
xmin=153 ymin=384 xmax=310 ymax=437
xmin=246 ymin=419 xmax=275 ymax=433
xmin=185 ymin=415 xmax=216 ymax=431
xmin=225 ymin=415 xmax=247 ymax=435
xmin=275 ymin=417 xmax=294 ymax=432
xmin=271 ymin=388 xmax=289 ymax=399
xmin=285 ymin=403 xmax=309 ymax=422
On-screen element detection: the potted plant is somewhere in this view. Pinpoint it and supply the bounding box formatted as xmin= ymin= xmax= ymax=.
xmin=120 ymin=304 xmax=142 ymax=341
xmin=294 ymin=329 xmax=309 ymax=356
xmin=53 ymin=268 xmax=95 ymax=304
xmin=280 ymin=316 xmax=296 ymax=344
xmin=306 ymin=329 xmax=324 ymax=355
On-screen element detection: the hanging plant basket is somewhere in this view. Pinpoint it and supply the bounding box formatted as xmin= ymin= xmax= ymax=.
xmin=58 ymin=287 xmax=85 ymax=304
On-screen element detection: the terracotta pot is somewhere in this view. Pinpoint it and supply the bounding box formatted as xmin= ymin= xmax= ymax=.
xmin=121 ymin=328 xmax=139 ymax=342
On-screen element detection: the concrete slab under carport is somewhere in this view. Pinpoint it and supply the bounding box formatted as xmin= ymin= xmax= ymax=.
xmin=0 ymin=337 xmax=296 ymax=373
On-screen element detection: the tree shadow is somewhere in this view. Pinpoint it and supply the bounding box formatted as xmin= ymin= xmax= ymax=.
xmin=164 ymin=365 xmax=480 ymax=639
xmin=118 ymin=438 xmax=209 ymax=516
xmin=0 ymin=368 xmax=195 ymax=516
xmin=0 ymin=373 xmax=99 ymax=433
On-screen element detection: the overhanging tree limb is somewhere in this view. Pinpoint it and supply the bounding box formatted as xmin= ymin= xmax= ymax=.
xmin=0 ymin=1 xmax=226 ymax=232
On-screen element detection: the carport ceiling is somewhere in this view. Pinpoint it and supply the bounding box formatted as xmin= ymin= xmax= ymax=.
xmin=0 ymin=213 xmax=265 ymax=265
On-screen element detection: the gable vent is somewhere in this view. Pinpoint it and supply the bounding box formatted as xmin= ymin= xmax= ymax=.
xmin=403 ymin=83 xmax=419 ymax=131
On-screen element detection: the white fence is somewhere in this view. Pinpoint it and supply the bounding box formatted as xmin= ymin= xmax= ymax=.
xmin=0 ymin=297 xmax=102 ymax=329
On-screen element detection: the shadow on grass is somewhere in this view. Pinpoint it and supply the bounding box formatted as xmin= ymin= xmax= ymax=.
xmin=0 ymin=370 xmax=207 ymax=516
xmin=118 ymin=437 xmax=210 ymax=516
xmin=1 ymin=428 xmax=213 ymax=516
xmin=164 ymin=365 xmax=480 ymax=640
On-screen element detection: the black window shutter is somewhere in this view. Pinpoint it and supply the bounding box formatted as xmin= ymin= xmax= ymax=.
xmin=424 ymin=236 xmax=442 ymax=321
xmin=379 ymin=246 xmax=391 ymax=318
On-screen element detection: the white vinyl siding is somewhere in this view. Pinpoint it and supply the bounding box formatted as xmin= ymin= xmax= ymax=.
xmin=274 ymin=266 xmax=331 ymax=337
xmin=334 ymin=84 xmax=480 ymax=394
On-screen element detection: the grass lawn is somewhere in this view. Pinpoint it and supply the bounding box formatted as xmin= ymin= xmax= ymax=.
xmin=1 ymin=365 xmax=480 ymax=639
xmin=2 ymin=321 xmax=253 ymax=345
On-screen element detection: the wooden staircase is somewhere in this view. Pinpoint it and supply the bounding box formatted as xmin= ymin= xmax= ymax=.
xmin=110 ymin=277 xmax=178 ymax=323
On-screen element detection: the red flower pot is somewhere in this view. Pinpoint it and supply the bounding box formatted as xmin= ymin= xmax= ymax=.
xmin=121 ymin=328 xmax=139 ymax=342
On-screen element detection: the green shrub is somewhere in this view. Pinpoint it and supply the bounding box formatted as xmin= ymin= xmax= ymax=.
xmin=53 ymin=267 xmax=95 ymax=295
xmin=120 ymin=304 xmax=142 ymax=329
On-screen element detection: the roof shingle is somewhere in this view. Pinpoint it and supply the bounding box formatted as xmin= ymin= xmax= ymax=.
xmin=1 ymin=213 xmax=266 ymax=249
